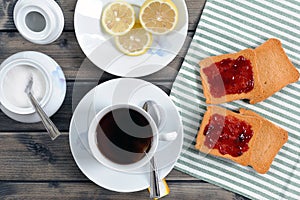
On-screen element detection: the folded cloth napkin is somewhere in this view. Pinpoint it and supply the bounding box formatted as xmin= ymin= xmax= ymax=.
xmin=170 ymin=0 xmax=300 ymax=199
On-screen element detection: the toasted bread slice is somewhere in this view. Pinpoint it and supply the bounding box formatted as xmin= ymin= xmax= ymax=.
xmin=239 ymin=108 xmax=288 ymax=174
xmin=195 ymin=106 xmax=261 ymax=167
xmin=199 ymin=49 xmax=263 ymax=104
xmin=252 ymin=38 xmax=299 ymax=102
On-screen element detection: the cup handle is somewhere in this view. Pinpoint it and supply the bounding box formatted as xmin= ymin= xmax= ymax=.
xmin=158 ymin=131 xmax=178 ymax=141
xmin=144 ymin=101 xmax=178 ymax=141
xmin=145 ymin=101 xmax=167 ymax=131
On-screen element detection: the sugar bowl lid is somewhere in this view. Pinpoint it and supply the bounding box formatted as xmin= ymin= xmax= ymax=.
xmin=13 ymin=0 xmax=64 ymax=44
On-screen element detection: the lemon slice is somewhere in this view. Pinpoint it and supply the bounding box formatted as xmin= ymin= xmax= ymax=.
xmin=115 ymin=23 xmax=153 ymax=56
xmin=101 ymin=1 xmax=135 ymax=36
xmin=139 ymin=0 xmax=178 ymax=35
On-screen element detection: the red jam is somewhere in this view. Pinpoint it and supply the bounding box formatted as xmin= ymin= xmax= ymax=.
xmin=202 ymin=56 xmax=254 ymax=98
xmin=203 ymin=114 xmax=253 ymax=157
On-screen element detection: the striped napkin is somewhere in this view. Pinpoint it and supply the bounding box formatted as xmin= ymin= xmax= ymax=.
xmin=170 ymin=0 xmax=300 ymax=199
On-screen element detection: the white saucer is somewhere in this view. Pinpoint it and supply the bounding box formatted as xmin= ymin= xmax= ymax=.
xmin=74 ymin=0 xmax=188 ymax=77
xmin=0 ymin=51 xmax=66 ymax=123
xmin=69 ymin=78 xmax=183 ymax=192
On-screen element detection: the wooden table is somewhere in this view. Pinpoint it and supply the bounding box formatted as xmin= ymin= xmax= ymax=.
xmin=0 ymin=0 xmax=250 ymax=199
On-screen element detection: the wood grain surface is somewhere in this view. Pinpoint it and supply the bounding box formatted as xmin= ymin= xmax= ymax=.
xmin=0 ymin=182 xmax=245 ymax=200
xmin=0 ymin=0 xmax=204 ymax=31
xmin=0 ymin=32 xmax=193 ymax=81
xmin=0 ymin=0 xmax=251 ymax=199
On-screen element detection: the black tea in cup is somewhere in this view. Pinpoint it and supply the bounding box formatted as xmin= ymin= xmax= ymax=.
xmin=96 ymin=108 xmax=153 ymax=165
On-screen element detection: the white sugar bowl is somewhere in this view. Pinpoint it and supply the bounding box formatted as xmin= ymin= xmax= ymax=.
xmin=13 ymin=0 xmax=64 ymax=44
xmin=0 ymin=58 xmax=52 ymax=114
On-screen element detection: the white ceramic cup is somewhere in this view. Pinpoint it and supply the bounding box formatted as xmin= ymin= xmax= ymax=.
xmin=88 ymin=103 xmax=177 ymax=172
xmin=0 ymin=58 xmax=52 ymax=114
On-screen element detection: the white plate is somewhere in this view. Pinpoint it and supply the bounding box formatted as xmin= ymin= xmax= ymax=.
xmin=69 ymin=78 xmax=183 ymax=192
xmin=0 ymin=51 xmax=66 ymax=123
xmin=74 ymin=0 xmax=188 ymax=77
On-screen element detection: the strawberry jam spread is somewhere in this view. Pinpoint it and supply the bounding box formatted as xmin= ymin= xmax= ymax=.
xmin=203 ymin=114 xmax=253 ymax=157
xmin=202 ymin=56 xmax=254 ymax=98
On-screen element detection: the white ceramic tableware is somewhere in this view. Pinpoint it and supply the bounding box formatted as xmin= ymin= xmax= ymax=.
xmin=0 ymin=58 xmax=52 ymax=115
xmin=88 ymin=103 xmax=177 ymax=172
xmin=69 ymin=78 xmax=183 ymax=192
xmin=0 ymin=51 xmax=66 ymax=123
xmin=74 ymin=0 xmax=188 ymax=77
xmin=88 ymin=104 xmax=159 ymax=172
xmin=14 ymin=0 xmax=64 ymax=44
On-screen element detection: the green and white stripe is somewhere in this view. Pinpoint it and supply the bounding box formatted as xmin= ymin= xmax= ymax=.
xmin=170 ymin=0 xmax=300 ymax=199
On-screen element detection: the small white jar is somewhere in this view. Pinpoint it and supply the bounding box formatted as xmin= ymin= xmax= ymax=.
xmin=13 ymin=0 xmax=64 ymax=44
xmin=0 ymin=58 xmax=52 ymax=114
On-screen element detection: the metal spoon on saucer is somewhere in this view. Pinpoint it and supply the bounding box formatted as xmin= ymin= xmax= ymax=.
xmin=143 ymin=101 xmax=173 ymax=199
xmin=25 ymin=76 xmax=61 ymax=140
xmin=143 ymin=101 xmax=161 ymax=198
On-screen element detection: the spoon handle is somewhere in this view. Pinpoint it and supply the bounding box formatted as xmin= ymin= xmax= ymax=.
xmin=150 ymin=156 xmax=160 ymax=198
xmin=27 ymin=92 xmax=61 ymax=140
xmin=143 ymin=102 xmax=162 ymax=198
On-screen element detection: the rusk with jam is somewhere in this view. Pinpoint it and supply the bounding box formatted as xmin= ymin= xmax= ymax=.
xmin=195 ymin=106 xmax=262 ymax=167
xmin=195 ymin=106 xmax=288 ymax=174
xmin=199 ymin=49 xmax=263 ymax=104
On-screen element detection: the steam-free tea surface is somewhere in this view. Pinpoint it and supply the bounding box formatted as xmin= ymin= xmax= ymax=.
xmin=96 ymin=108 xmax=153 ymax=164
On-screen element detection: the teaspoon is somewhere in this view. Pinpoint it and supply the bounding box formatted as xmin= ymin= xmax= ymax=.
xmin=25 ymin=76 xmax=61 ymax=140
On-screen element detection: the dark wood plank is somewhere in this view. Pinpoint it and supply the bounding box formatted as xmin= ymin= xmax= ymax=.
xmin=0 ymin=32 xmax=194 ymax=81
xmin=187 ymin=0 xmax=207 ymax=31
xmin=0 ymin=182 xmax=249 ymax=200
xmin=2 ymin=182 xmax=249 ymax=200
xmin=0 ymin=81 xmax=174 ymax=132
xmin=0 ymin=32 xmax=87 ymax=81
xmin=0 ymin=133 xmax=85 ymax=181
xmin=0 ymin=0 xmax=206 ymax=32
xmin=0 ymin=0 xmax=76 ymax=31
xmin=0 ymin=133 xmax=197 ymax=181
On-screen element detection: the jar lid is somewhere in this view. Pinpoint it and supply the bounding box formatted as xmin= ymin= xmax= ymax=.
xmin=13 ymin=0 xmax=64 ymax=44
